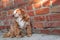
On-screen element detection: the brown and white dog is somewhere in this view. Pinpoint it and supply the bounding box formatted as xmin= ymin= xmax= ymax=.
xmin=3 ymin=8 xmax=32 ymax=38
xmin=13 ymin=8 xmax=30 ymax=29
xmin=13 ymin=8 xmax=32 ymax=36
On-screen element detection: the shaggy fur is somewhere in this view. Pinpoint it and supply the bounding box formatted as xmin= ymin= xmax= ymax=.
xmin=3 ymin=8 xmax=32 ymax=38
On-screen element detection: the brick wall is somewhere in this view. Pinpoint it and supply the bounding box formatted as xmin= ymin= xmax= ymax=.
xmin=0 ymin=0 xmax=60 ymax=34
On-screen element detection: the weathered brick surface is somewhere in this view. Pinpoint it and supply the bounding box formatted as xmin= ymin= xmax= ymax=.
xmin=52 ymin=30 xmax=60 ymax=35
xmin=33 ymin=3 xmax=41 ymax=9
xmin=0 ymin=1 xmax=3 ymax=9
xmin=52 ymin=0 xmax=60 ymax=6
xmin=43 ymin=0 xmax=51 ymax=7
xmin=40 ymin=29 xmax=60 ymax=34
xmin=45 ymin=21 xmax=60 ymax=28
xmin=32 ymin=22 xmax=44 ymax=28
xmin=40 ymin=30 xmax=51 ymax=34
xmin=0 ymin=11 xmax=7 ymax=20
xmin=1 ymin=0 xmax=13 ymax=8
xmin=35 ymin=8 xmax=49 ymax=15
xmin=0 ymin=26 xmax=10 ymax=30
xmin=7 ymin=10 xmax=14 ymax=16
xmin=33 ymin=0 xmax=40 ymax=3
xmin=46 ymin=14 xmax=60 ymax=21
xmin=0 ymin=0 xmax=60 ymax=34
xmin=27 ymin=11 xmax=34 ymax=16
xmin=51 ymin=6 xmax=60 ymax=13
xmin=26 ymin=5 xmax=33 ymax=10
xmin=32 ymin=16 xmax=45 ymax=21
xmin=14 ymin=0 xmax=24 ymax=6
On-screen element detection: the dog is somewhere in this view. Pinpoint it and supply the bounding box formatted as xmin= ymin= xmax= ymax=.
xmin=3 ymin=8 xmax=32 ymax=38
xmin=3 ymin=20 xmax=23 ymax=38
xmin=13 ymin=8 xmax=32 ymax=37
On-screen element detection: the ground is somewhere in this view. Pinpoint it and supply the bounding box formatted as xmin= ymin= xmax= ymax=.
xmin=0 ymin=34 xmax=60 ymax=40
xmin=0 ymin=30 xmax=60 ymax=40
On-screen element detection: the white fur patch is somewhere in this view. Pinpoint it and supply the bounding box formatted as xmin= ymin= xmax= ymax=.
xmin=13 ymin=10 xmax=19 ymax=17
xmin=16 ymin=17 xmax=26 ymax=28
xmin=13 ymin=9 xmax=17 ymax=14
xmin=13 ymin=9 xmax=29 ymax=29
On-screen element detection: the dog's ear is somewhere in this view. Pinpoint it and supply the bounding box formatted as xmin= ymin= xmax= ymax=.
xmin=19 ymin=9 xmax=26 ymax=15
xmin=25 ymin=14 xmax=30 ymax=21
xmin=23 ymin=14 xmax=30 ymax=21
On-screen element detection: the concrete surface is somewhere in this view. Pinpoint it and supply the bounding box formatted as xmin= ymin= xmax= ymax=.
xmin=0 ymin=30 xmax=60 ymax=40
xmin=0 ymin=34 xmax=60 ymax=40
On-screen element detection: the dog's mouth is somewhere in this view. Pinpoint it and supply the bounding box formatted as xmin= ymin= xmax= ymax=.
xmin=12 ymin=14 xmax=18 ymax=19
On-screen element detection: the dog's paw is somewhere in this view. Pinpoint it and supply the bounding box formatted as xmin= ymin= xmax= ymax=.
xmin=27 ymin=34 xmax=32 ymax=37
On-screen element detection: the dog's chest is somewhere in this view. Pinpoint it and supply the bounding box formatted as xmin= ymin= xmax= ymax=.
xmin=16 ymin=17 xmax=27 ymax=28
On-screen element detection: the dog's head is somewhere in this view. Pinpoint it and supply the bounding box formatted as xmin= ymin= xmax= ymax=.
xmin=13 ymin=8 xmax=25 ymax=18
xmin=13 ymin=8 xmax=30 ymax=21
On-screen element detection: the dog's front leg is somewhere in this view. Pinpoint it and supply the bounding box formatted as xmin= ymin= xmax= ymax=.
xmin=26 ymin=25 xmax=32 ymax=37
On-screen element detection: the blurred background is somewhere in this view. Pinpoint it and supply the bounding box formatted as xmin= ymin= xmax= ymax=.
xmin=0 ymin=0 xmax=60 ymax=35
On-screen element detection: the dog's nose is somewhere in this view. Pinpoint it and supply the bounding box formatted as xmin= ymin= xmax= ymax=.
xmin=12 ymin=15 xmax=14 ymax=17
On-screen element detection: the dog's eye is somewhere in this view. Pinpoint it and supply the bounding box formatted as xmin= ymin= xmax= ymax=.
xmin=16 ymin=12 xmax=17 ymax=13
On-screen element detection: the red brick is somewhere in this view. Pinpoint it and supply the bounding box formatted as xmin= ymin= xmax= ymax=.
xmin=33 ymin=3 xmax=41 ymax=9
xmin=4 ymin=26 xmax=10 ymax=29
xmin=19 ymin=6 xmax=26 ymax=9
xmin=52 ymin=30 xmax=60 ymax=34
xmin=7 ymin=16 xmax=13 ymax=19
xmin=35 ymin=8 xmax=49 ymax=15
xmin=0 ymin=1 xmax=3 ymax=9
xmin=33 ymin=0 xmax=40 ymax=3
xmin=46 ymin=16 xmax=49 ymax=21
xmin=32 ymin=22 xmax=44 ymax=28
xmin=52 ymin=0 xmax=60 ymax=6
xmin=45 ymin=21 xmax=60 ymax=28
xmin=14 ymin=0 xmax=24 ymax=6
xmin=0 ymin=26 xmax=3 ymax=29
xmin=51 ymin=7 xmax=60 ymax=13
xmin=43 ymin=0 xmax=51 ymax=7
xmin=33 ymin=16 xmax=45 ymax=21
xmin=0 ymin=13 xmax=1 ymax=17
xmin=40 ymin=30 xmax=51 ymax=34
xmin=26 ymin=5 xmax=33 ymax=10
xmin=27 ymin=11 xmax=34 ymax=16
xmin=1 ymin=11 xmax=7 ymax=16
xmin=0 ymin=14 xmax=7 ymax=20
xmin=0 ymin=11 xmax=2 ymax=16
xmin=52 ymin=0 xmax=56 ymax=3
xmin=0 ymin=17 xmax=6 ymax=20
xmin=4 ymin=20 xmax=9 ymax=26
xmin=7 ymin=10 xmax=14 ymax=15
xmin=0 ymin=10 xmax=1 ymax=12
xmin=0 ymin=5 xmax=3 ymax=9
xmin=0 ymin=11 xmax=7 ymax=20
xmin=1 ymin=11 xmax=7 ymax=17
xmin=2 ymin=0 xmax=12 ymax=8
xmin=0 ymin=26 xmax=10 ymax=29
xmin=0 ymin=11 xmax=12 ymax=20
xmin=46 ymin=14 xmax=60 ymax=21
